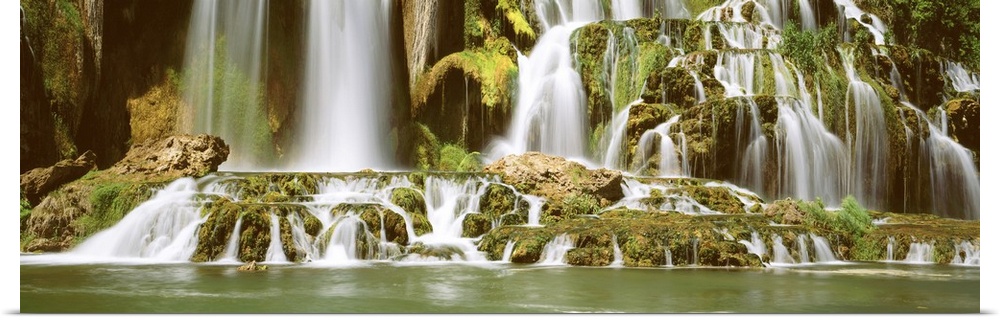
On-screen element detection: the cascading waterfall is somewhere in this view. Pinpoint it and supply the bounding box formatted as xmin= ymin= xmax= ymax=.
xmin=770 ymin=234 xmax=794 ymax=265
xmin=904 ymin=241 xmax=935 ymax=264
xmin=218 ymin=217 xmax=244 ymax=262
xmin=809 ymin=234 xmax=839 ymax=263
xmin=539 ymin=233 xmax=575 ymax=265
xmin=951 ymin=241 xmax=979 ymax=266
xmin=740 ymin=231 xmax=769 ymax=264
xmin=70 ymin=178 xmax=211 ymax=261
xmin=502 ymin=240 xmax=517 ymax=262
xmin=181 ymin=0 xmax=269 ymax=171
xmin=636 ymin=115 xmax=687 ymax=177
xmin=292 ymin=0 xmax=394 ymax=172
xmin=265 ymin=212 xmax=287 ymax=262
xmin=609 ymin=178 xmax=731 ymax=214
xmin=838 ymin=47 xmax=888 ymax=209
xmin=942 ymin=60 xmax=980 ymax=93
xmin=610 ymin=234 xmax=624 ymax=267
xmin=489 ymin=0 xmax=604 ymax=162
xmin=886 ymin=236 xmax=895 ymax=261
xmin=833 ymin=0 xmax=888 ymax=45
xmin=796 ymin=234 xmax=810 ymax=263
xmin=664 ymin=248 xmax=673 ymax=267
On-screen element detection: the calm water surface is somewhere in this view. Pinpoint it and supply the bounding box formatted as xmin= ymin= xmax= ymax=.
xmin=20 ymin=257 xmax=979 ymax=313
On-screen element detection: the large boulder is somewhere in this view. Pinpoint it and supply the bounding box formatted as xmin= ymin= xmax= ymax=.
xmin=20 ymin=150 xmax=97 ymax=205
xmin=109 ymin=134 xmax=230 ymax=178
xmin=483 ymin=152 xmax=624 ymax=204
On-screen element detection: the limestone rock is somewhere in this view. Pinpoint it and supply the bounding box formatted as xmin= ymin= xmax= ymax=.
xmin=20 ymin=151 xmax=97 ymax=205
xmin=483 ymin=152 xmax=624 ymax=204
xmin=109 ymin=134 xmax=230 ymax=178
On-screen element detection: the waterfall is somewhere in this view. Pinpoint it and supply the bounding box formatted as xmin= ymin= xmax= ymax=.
xmin=609 ymin=178 xmax=728 ymax=214
xmin=287 ymin=214 xmax=315 ymax=262
xmin=942 ymin=60 xmax=980 ymax=93
xmin=218 ymin=217 xmax=244 ymax=262
xmin=886 ymin=236 xmax=895 ymax=262
xmin=538 ymin=233 xmax=575 ymax=265
xmin=771 ymin=234 xmax=794 ymax=265
xmin=636 ymin=115 xmax=687 ymax=177
xmin=181 ymin=0 xmax=269 ymax=171
xmin=292 ymin=0 xmax=394 ymax=171
xmin=610 ymin=234 xmax=624 ymax=267
xmin=774 ymin=98 xmax=849 ymax=204
xmin=321 ymin=216 xmax=368 ymax=263
xmin=797 ymin=0 xmax=816 ymax=30
xmin=502 ymin=240 xmax=517 ymax=263
xmin=265 ymin=212 xmax=287 ymax=262
xmin=951 ymin=241 xmax=979 ymax=266
xmin=796 ymin=234 xmax=810 ymax=263
xmin=664 ymin=248 xmax=673 ymax=267
xmin=833 ymin=0 xmax=888 ymax=45
xmin=839 ymin=47 xmax=888 ymax=209
xmin=809 ymin=234 xmax=839 ymax=263
xmin=904 ymin=241 xmax=935 ymax=264
xmin=71 ymin=178 xmax=208 ymax=261
xmin=739 ymin=231 xmax=769 ymax=264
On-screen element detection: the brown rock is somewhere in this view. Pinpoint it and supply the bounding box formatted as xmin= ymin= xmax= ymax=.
xmin=109 ymin=134 xmax=230 ymax=178
xmin=20 ymin=150 xmax=97 ymax=205
xmin=482 ymin=152 xmax=624 ymax=203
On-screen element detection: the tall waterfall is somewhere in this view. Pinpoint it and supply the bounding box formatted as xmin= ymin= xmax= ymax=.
xmin=488 ymin=0 xmax=603 ymax=162
xmin=181 ymin=0 xmax=269 ymax=171
xmin=290 ymin=0 xmax=394 ymax=172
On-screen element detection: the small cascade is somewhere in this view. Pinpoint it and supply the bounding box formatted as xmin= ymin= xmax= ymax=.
xmin=636 ymin=115 xmax=687 ymax=177
xmin=809 ymin=234 xmax=839 ymax=263
xmin=904 ymin=241 xmax=935 ymax=264
xmin=265 ymin=212 xmax=287 ymax=263
xmin=714 ymin=51 xmax=758 ymax=96
xmin=181 ymin=0 xmax=269 ymax=171
xmin=942 ymin=60 xmax=980 ymax=93
xmin=951 ymin=241 xmax=979 ymax=266
xmin=321 ymin=216 xmax=371 ymax=263
xmin=539 ymin=234 xmax=575 ymax=265
xmin=704 ymin=182 xmax=766 ymax=213
xmin=770 ymin=234 xmax=795 ymax=265
xmin=739 ymin=231 xmax=769 ymax=264
xmin=601 ymin=101 xmax=639 ymax=170
xmin=71 ymin=178 xmax=210 ymax=261
xmin=410 ymin=177 xmax=489 ymax=261
xmin=712 ymin=22 xmax=782 ymax=50
xmin=610 ymin=234 xmax=624 ymax=267
xmin=834 ymin=0 xmax=888 ymax=45
xmin=697 ymin=0 xmax=774 ymax=26
xmin=287 ymin=214 xmax=315 ymax=262
xmin=218 ymin=217 xmax=244 ymax=262
xmin=886 ymin=236 xmax=895 ymax=262
xmin=664 ymin=248 xmax=674 ymax=267
xmin=796 ymin=0 xmax=817 ymax=30
xmin=734 ymin=97 xmax=768 ymax=192
xmin=691 ymin=237 xmax=700 ymax=266
xmin=796 ymin=234 xmax=810 ymax=263
xmin=523 ymin=194 xmax=546 ymax=226
xmin=610 ymin=178 xmax=724 ymax=214
xmin=502 ymin=240 xmax=517 ymax=263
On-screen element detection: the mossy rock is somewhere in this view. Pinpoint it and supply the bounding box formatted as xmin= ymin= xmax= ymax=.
xmin=764 ymin=198 xmax=807 ymax=225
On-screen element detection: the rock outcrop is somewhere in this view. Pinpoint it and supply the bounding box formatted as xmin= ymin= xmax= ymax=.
xmin=108 ymin=134 xmax=230 ymax=178
xmin=20 ymin=151 xmax=97 ymax=205
xmin=483 ymin=152 xmax=624 ymax=204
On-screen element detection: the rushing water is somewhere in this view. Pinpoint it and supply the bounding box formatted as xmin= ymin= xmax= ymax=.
xmin=19 ymin=260 xmax=979 ymax=313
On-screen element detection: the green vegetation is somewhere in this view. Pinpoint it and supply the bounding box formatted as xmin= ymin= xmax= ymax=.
xmin=438 ymin=144 xmax=483 ymax=172
xmin=779 ymin=22 xmax=840 ymax=75
xmin=71 ymin=182 xmax=151 ymax=242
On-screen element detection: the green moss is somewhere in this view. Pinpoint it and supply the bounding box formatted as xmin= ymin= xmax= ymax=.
xmin=72 ymin=182 xmax=151 ymax=241
xmin=437 ymin=144 xmax=482 ymax=172
xmin=20 ymin=189 xmax=32 ymax=231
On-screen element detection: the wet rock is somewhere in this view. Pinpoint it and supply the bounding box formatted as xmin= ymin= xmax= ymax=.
xmin=20 ymin=150 xmax=97 ymax=205
xmin=483 ymin=152 xmax=624 ymax=204
xmin=108 ymin=134 xmax=229 ymax=178
xmin=237 ymin=260 xmax=267 ymax=272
